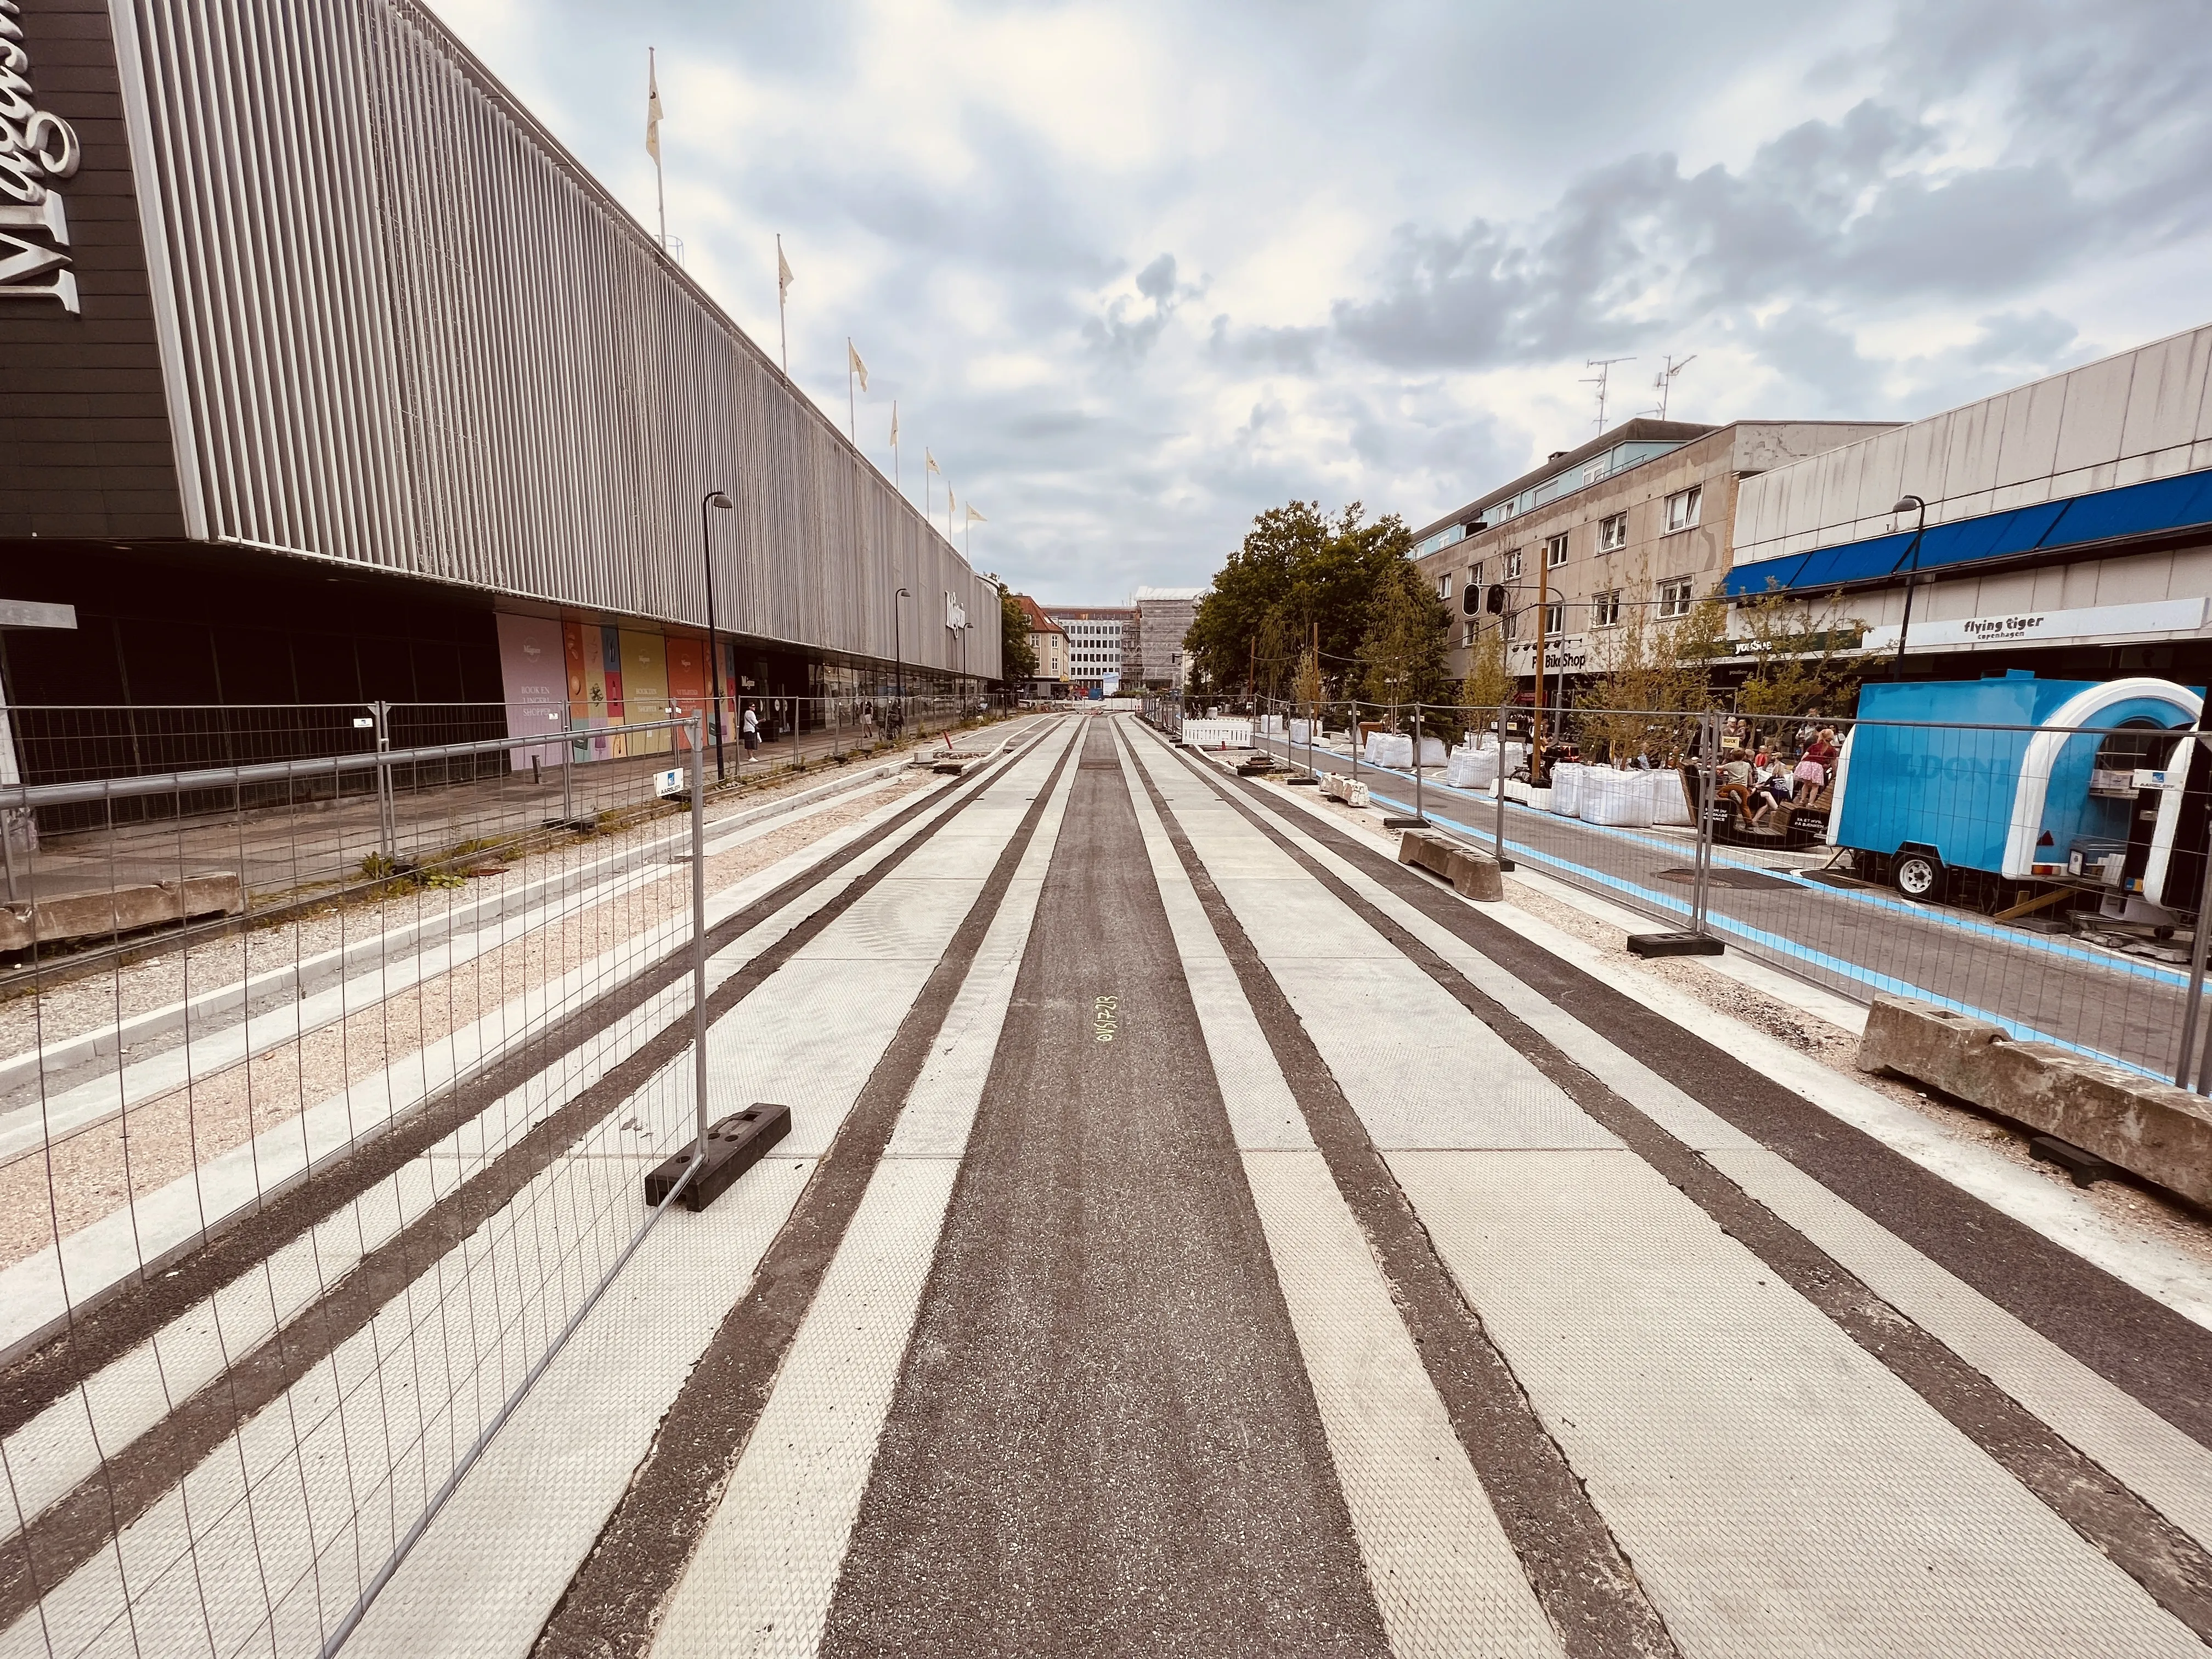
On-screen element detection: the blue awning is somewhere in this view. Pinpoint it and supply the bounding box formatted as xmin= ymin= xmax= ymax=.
xmin=1723 ymin=467 xmax=2212 ymax=597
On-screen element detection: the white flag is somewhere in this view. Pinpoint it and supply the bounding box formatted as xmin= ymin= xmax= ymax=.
xmin=965 ymin=504 xmax=986 ymax=524
xmin=924 ymin=449 xmax=940 ymax=475
xmin=777 ymin=238 xmax=793 ymax=303
xmin=889 ymin=402 xmax=899 ymax=447
xmin=847 ymin=339 xmax=868 ymax=391
xmin=946 ymin=487 xmax=956 ymax=517
xmin=645 ymin=50 xmax=663 ymax=162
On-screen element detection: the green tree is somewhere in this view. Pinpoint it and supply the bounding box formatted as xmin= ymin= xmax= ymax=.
xmin=1459 ymin=623 xmax=1512 ymax=714
xmin=1185 ymin=501 xmax=1413 ymax=700
xmin=996 ymin=584 xmax=1038 ymax=683
xmin=1575 ymin=571 xmax=1726 ymax=765
xmin=1731 ymin=586 xmax=1865 ymax=723
xmin=1357 ymin=558 xmax=1453 ymax=714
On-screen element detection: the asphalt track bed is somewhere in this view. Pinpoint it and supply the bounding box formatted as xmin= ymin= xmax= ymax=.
xmin=1194 ymin=734 xmax=2212 ymax=1452
xmin=819 ymin=721 xmax=1389 ymax=1657
xmin=1267 ymin=741 xmax=2183 ymax=1075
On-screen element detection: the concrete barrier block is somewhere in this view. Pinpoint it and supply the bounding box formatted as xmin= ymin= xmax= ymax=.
xmin=1854 ymin=995 xmax=2005 ymax=1095
xmin=1856 ymin=993 xmax=2212 ymax=1209
xmin=1446 ymin=848 xmax=1504 ymax=902
xmin=163 ymin=874 xmax=244 ymax=919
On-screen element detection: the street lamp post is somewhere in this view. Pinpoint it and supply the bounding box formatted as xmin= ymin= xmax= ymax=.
xmin=1889 ymin=494 xmax=1928 ymax=675
xmin=894 ymin=586 xmax=911 ymax=732
xmin=700 ymin=489 xmax=735 ymax=778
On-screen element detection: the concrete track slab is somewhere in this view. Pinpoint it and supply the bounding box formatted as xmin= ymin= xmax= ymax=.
xmin=1396 ymin=1147 xmax=2205 ymax=1659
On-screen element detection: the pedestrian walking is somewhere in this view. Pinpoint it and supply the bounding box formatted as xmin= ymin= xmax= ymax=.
xmin=741 ymin=702 xmax=760 ymax=762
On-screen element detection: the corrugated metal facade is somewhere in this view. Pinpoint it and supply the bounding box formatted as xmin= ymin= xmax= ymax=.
xmin=104 ymin=0 xmax=998 ymax=677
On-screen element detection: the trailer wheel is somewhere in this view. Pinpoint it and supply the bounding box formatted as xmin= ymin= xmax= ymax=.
xmin=1893 ymin=850 xmax=1943 ymax=901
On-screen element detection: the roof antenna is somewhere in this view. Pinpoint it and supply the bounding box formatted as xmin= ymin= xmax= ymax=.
xmin=1653 ymin=353 xmax=1697 ymax=420
xmin=1582 ymin=357 xmax=1635 ymax=432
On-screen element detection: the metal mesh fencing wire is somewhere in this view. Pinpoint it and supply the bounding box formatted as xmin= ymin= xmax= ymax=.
xmin=1239 ymin=693 xmax=2204 ymax=1085
xmin=0 ymin=715 xmax=718 ymax=1658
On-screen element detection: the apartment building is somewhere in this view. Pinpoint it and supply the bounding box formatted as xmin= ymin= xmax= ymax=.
xmin=1014 ymin=595 xmax=1070 ymax=696
xmin=1410 ymin=418 xmax=1893 ymax=693
xmin=1045 ymin=606 xmax=1135 ymax=694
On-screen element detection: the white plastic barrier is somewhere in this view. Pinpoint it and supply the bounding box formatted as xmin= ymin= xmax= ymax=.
xmin=1579 ymin=767 xmax=1652 ymax=827
xmin=1549 ymin=762 xmax=1585 ymax=817
xmin=1363 ymin=732 xmax=1415 ymax=768
xmin=1649 ymin=769 xmax=1695 ymax=826
xmin=1182 ymin=719 xmax=1254 ymax=749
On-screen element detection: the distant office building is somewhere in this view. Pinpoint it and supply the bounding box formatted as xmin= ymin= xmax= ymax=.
xmin=1131 ymin=586 xmax=1206 ymax=689
xmin=0 ymin=0 xmax=995 ymax=771
xmin=1013 ymin=595 xmax=1069 ymax=696
xmin=1409 ymin=418 xmax=1891 ymax=696
xmin=1728 ymin=323 xmax=2212 ymax=684
xmin=1045 ymin=607 xmax=1135 ymax=695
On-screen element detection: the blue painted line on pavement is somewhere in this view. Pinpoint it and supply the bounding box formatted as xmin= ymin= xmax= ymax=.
xmin=1333 ymin=757 xmax=2189 ymax=989
xmin=1347 ymin=781 xmax=2160 ymax=1080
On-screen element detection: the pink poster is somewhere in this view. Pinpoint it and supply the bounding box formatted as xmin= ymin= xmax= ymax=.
xmin=495 ymin=614 xmax=567 ymax=771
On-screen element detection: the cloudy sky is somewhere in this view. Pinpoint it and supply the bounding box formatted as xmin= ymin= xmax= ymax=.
xmin=427 ymin=0 xmax=2212 ymax=602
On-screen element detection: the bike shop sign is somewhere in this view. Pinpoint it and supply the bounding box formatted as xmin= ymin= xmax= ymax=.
xmin=0 ymin=0 xmax=82 ymax=314
xmin=1862 ymin=596 xmax=2208 ymax=653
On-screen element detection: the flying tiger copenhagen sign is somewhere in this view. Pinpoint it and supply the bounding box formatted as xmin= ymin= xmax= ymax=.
xmin=0 ymin=0 xmax=81 ymax=314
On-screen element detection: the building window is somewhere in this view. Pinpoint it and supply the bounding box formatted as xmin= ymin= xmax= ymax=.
xmin=1658 ymin=577 xmax=1694 ymax=618
xmin=1543 ymin=601 xmax=1565 ymax=635
xmin=1470 ymin=560 xmax=1485 ymax=589
xmin=1582 ymin=459 xmax=1608 ymax=485
xmin=1546 ymin=532 xmax=1569 ymax=569
xmin=1594 ymin=589 xmax=1622 ymax=627
xmin=1437 ymin=572 xmax=1452 ymax=600
xmin=1505 ymin=549 xmax=1523 ymax=580
xmin=1598 ymin=512 xmax=1627 ymax=551
xmin=1664 ymin=486 xmax=1702 ymax=534
xmin=1502 ymin=609 xmax=1517 ymax=640
xmin=1463 ymin=620 xmax=1477 ymax=646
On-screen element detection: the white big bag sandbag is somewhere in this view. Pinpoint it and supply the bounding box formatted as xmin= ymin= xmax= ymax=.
xmin=1579 ymin=767 xmax=1650 ymax=827
xmin=1648 ymin=766 xmax=1694 ymax=826
xmin=1415 ymin=735 xmax=1448 ymax=767
xmin=1549 ymin=761 xmax=1584 ymax=816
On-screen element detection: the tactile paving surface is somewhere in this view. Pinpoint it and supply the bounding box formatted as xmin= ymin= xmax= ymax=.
xmin=1395 ymin=1148 xmax=2205 ymax=1658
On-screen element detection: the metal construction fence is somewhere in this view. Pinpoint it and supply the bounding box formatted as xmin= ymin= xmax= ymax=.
xmin=0 ymin=695 xmax=1001 ymax=962
xmin=1152 ymin=693 xmax=2210 ymax=1090
xmin=0 ymin=710 xmax=731 ymax=1657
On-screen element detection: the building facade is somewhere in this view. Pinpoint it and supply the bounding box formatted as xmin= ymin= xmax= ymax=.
xmin=1726 ymin=324 xmax=2212 ymax=685
xmin=1412 ymin=419 xmax=1892 ymax=694
xmin=0 ymin=0 xmax=997 ymax=767
xmin=1131 ymin=586 xmax=1205 ymax=690
xmin=1045 ymin=606 xmax=1133 ymax=695
xmin=1014 ymin=594 xmax=1068 ymax=696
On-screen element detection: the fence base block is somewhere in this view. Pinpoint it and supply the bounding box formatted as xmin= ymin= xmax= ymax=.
xmin=1627 ymin=930 xmax=1725 ymax=959
xmin=2029 ymin=1135 xmax=2118 ymax=1189
xmin=645 ymin=1103 xmax=792 ymax=1213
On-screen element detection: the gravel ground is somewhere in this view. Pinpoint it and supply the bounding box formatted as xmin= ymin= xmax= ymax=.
xmin=0 ymin=766 xmax=940 ymax=1269
xmin=1267 ymin=772 xmax=2212 ymax=1276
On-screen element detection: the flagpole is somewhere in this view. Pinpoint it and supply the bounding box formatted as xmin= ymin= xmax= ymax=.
xmin=891 ymin=402 xmax=899 ymax=493
xmin=847 ymin=337 xmax=855 ymax=442
xmin=776 ymin=233 xmax=788 ymax=375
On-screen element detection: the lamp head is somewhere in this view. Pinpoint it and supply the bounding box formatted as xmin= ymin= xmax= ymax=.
xmin=1892 ymin=494 xmax=1925 ymax=515
xmin=706 ymin=490 xmax=734 ymax=510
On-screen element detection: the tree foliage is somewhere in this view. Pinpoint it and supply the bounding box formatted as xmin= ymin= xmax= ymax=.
xmin=1730 ymin=586 xmax=1866 ymax=721
xmin=996 ymin=584 xmax=1038 ymax=684
xmin=1185 ymin=501 xmax=1415 ymax=699
xmin=1459 ymin=624 xmax=1512 ymax=714
xmin=1357 ymin=558 xmax=1454 ymax=712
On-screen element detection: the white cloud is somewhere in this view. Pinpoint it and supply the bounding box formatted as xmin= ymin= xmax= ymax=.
xmin=426 ymin=0 xmax=2212 ymax=593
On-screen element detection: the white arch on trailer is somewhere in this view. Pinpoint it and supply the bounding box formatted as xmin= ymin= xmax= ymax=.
xmin=1999 ymin=677 xmax=2202 ymax=879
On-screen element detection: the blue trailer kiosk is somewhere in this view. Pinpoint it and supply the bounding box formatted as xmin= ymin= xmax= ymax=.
xmin=1826 ymin=672 xmax=2204 ymax=913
